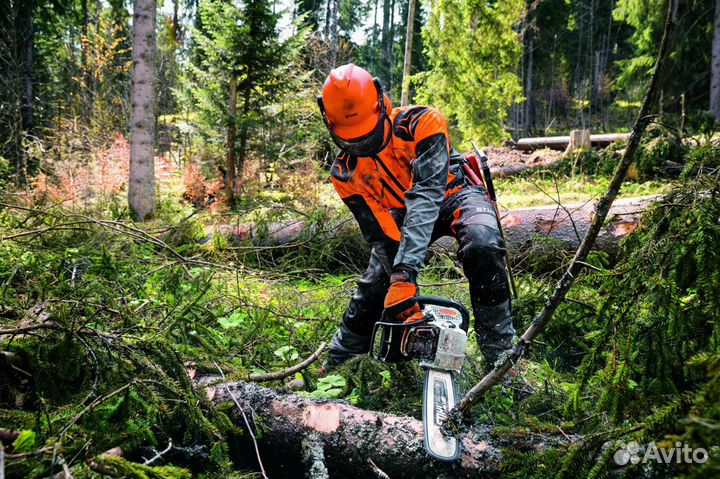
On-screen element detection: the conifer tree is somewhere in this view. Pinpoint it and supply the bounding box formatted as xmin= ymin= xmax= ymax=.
xmin=414 ymin=0 xmax=524 ymax=146
xmin=191 ymin=0 xmax=289 ymax=201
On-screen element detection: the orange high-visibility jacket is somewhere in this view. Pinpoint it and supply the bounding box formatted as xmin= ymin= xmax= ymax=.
xmin=330 ymin=105 xmax=459 ymax=271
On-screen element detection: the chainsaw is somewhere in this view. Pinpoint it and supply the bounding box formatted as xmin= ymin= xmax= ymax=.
xmin=369 ymin=296 xmax=469 ymax=461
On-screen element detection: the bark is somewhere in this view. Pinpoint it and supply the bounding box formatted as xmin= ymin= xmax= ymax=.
xmin=20 ymin=0 xmax=33 ymax=140
xmin=488 ymin=161 xmax=559 ymax=178
xmin=207 ymin=380 xmax=571 ymax=478
xmin=81 ymin=0 xmax=89 ymax=121
xmin=400 ymin=0 xmax=416 ymax=106
xmin=1 ymin=0 xmax=35 ymax=185
xmin=172 ymin=0 xmax=180 ymax=42
xmin=129 ymin=0 xmax=157 ymax=221
xmin=712 ymin=0 xmax=720 ymax=119
xmin=324 ymin=0 xmax=331 ymax=39
xmin=371 ymin=0 xmax=379 ymax=71
xmin=525 ymin=36 xmax=534 ymax=136
xmin=226 ymin=76 xmax=237 ymax=203
xmin=515 ymin=133 xmax=630 ymax=151
xmin=454 ymin=0 xmax=678 ymax=417
xmin=387 ymin=0 xmax=395 ymax=85
xmin=209 ymin=196 xmax=654 ymax=259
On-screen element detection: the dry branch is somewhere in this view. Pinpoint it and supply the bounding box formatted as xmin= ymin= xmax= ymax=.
xmin=246 ymin=342 xmax=326 ymax=382
xmin=453 ymin=0 xmax=678 ymax=417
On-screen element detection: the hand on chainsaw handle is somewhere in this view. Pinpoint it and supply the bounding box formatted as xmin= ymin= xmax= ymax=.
xmin=383 ymin=265 xmax=422 ymax=322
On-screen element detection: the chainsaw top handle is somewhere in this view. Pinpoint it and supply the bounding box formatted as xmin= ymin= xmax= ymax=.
xmin=380 ymin=296 xmax=470 ymax=329
xmin=414 ymin=296 xmax=470 ymax=331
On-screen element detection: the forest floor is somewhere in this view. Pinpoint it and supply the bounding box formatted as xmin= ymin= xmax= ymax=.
xmin=1 ymin=139 xmax=718 ymax=478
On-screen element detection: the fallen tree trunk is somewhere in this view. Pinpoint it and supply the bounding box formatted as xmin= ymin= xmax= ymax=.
xmin=209 ymin=196 xmax=657 ymax=260
xmin=488 ymin=161 xmax=555 ymax=178
xmin=515 ymin=133 xmax=630 ymax=152
xmin=497 ymin=195 xmax=654 ymax=253
xmin=206 ymin=380 xmax=572 ymax=478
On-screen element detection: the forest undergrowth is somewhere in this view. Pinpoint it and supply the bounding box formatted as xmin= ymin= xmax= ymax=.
xmin=0 ymin=139 xmax=719 ymax=478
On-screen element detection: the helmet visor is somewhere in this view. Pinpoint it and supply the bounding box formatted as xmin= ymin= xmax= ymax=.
xmin=328 ymin=114 xmax=391 ymax=157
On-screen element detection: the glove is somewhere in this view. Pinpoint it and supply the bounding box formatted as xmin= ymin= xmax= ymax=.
xmin=383 ymin=265 xmax=421 ymax=321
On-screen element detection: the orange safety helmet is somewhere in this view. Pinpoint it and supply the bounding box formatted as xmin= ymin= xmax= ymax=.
xmin=318 ymin=64 xmax=392 ymax=157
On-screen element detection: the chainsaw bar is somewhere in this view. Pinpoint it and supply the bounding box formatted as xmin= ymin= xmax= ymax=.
xmin=422 ymin=369 xmax=461 ymax=461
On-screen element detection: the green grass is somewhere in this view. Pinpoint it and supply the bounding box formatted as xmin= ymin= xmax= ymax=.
xmin=495 ymin=175 xmax=672 ymax=209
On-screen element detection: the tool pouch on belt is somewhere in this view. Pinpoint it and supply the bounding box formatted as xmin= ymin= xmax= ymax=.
xmin=447 ymin=149 xmax=484 ymax=193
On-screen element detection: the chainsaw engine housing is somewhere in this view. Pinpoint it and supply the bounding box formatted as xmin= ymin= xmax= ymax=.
xmin=370 ymin=296 xmax=469 ymax=369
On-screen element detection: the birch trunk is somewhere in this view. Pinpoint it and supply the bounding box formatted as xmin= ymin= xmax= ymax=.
xmin=400 ymin=0 xmax=416 ymax=106
xmin=129 ymin=0 xmax=157 ymax=221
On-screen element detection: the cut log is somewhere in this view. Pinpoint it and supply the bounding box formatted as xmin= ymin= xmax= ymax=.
xmin=498 ymin=195 xmax=655 ymax=253
xmin=207 ymin=380 xmax=572 ymax=478
xmin=564 ymin=129 xmax=591 ymax=155
xmin=208 ymin=196 xmax=657 ymax=261
xmin=481 ymin=146 xmax=563 ymax=178
xmin=515 ymin=133 xmax=630 ymax=152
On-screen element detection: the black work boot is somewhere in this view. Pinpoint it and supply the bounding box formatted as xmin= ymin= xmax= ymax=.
xmin=473 ymin=299 xmax=516 ymax=372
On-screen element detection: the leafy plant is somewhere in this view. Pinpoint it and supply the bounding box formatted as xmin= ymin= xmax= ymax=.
xmin=308 ymin=375 xmax=347 ymax=399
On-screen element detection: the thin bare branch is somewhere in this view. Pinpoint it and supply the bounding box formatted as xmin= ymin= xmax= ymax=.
xmin=246 ymin=342 xmax=326 ymax=382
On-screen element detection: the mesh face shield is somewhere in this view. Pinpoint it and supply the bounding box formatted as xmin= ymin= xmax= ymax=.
xmin=318 ymin=78 xmax=392 ymax=158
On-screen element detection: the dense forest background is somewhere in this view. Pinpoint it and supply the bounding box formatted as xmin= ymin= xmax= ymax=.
xmin=1 ymin=0 xmax=720 ymax=478
xmin=1 ymin=0 xmax=718 ymax=193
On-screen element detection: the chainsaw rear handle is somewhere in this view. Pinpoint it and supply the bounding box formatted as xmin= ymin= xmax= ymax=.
xmin=380 ymin=296 xmax=470 ymax=329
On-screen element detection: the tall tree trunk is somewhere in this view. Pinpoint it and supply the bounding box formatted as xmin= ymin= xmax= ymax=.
xmin=371 ymin=0 xmax=379 ymax=72
xmin=324 ymin=0 xmax=331 ymax=39
xmin=237 ymin=75 xmax=253 ymax=186
xmin=80 ymin=0 xmax=92 ymax=122
xmin=172 ymin=0 xmax=180 ymax=42
xmin=711 ymin=0 xmax=720 ymax=119
xmin=20 ymin=0 xmax=33 ymax=174
xmin=522 ymin=0 xmax=535 ymax=136
xmin=226 ymin=76 xmax=237 ymax=203
xmin=524 ymin=37 xmax=533 ymax=136
xmin=400 ymin=0 xmax=415 ymax=106
xmin=4 ymin=0 xmax=35 ymax=186
xmin=128 ymin=0 xmax=157 ymax=221
xmin=381 ymin=0 xmax=390 ymax=76
xmin=330 ymin=0 xmax=338 ymax=63
xmin=387 ymin=0 xmax=395 ymax=86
